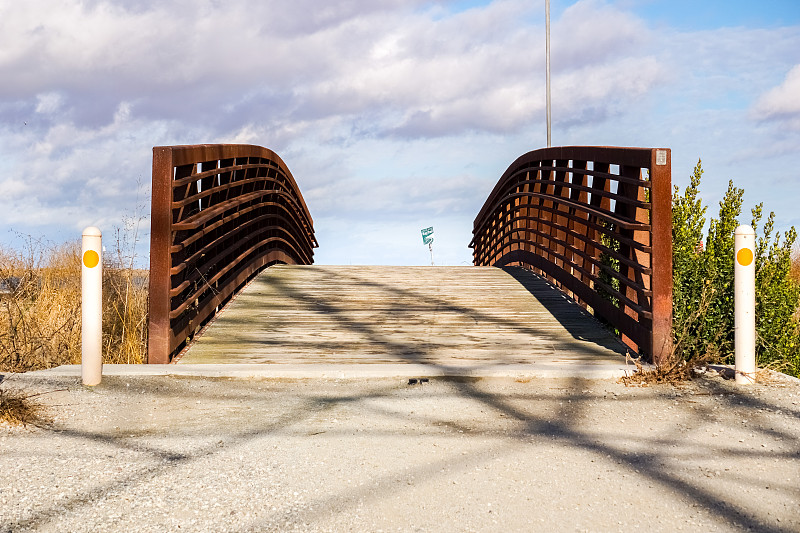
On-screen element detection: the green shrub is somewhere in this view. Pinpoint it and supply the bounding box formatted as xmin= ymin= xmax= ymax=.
xmin=597 ymin=222 xmax=621 ymax=310
xmin=672 ymin=160 xmax=800 ymax=377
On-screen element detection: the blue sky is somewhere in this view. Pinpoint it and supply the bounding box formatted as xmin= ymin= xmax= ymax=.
xmin=0 ymin=0 xmax=798 ymax=267
xmin=628 ymin=0 xmax=800 ymax=29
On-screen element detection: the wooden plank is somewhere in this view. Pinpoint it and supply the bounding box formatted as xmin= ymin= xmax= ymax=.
xmin=178 ymin=265 xmax=628 ymax=366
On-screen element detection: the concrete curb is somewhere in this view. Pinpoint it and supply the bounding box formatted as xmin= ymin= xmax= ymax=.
xmin=24 ymin=362 xmax=639 ymax=380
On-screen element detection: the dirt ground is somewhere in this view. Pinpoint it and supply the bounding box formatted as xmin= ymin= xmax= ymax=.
xmin=1 ymin=371 xmax=799 ymax=532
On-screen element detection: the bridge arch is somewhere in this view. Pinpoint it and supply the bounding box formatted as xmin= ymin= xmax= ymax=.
xmin=147 ymin=144 xmax=317 ymax=363
xmin=471 ymin=146 xmax=672 ymax=363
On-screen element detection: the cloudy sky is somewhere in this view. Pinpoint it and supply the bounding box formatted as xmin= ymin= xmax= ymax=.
xmin=1 ymin=0 xmax=798 ymax=267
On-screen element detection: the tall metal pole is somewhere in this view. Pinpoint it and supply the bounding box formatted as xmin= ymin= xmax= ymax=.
xmin=546 ymin=0 xmax=552 ymax=147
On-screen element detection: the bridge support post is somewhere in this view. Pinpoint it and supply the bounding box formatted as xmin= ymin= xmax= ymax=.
xmin=649 ymin=149 xmax=673 ymax=366
xmin=148 ymin=147 xmax=174 ymax=364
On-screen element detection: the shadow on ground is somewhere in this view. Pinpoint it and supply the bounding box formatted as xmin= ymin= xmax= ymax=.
xmin=3 ymin=267 xmax=799 ymax=531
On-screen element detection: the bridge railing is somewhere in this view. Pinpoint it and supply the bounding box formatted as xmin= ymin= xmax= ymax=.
xmin=148 ymin=144 xmax=317 ymax=363
xmin=471 ymin=146 xmax=672 ymax=363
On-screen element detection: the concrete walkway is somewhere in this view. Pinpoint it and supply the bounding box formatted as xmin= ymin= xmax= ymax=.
xmin=30 ymin=361 xmax=634 ymax=380
xmin=2 ymin=371 xmax=799 ymax=532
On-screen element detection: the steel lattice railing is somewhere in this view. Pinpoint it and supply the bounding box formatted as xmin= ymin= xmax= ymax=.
xmin=148 ymin=144 xmax=317 ymax=363
xmin=471 ymin=146 xmax=672 ymax=363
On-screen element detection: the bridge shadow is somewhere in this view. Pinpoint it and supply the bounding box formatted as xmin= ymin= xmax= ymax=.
xmin=4 ymin=370 xmax=799 ymax=532
xmin=187 ymin=264 xmax=626 ymax=365
xmin=500 ymin=265 xmax=628 ymax=352
xmin=7 ymin=267 xmax=796 ymax=530
xmin=320 ymin=265 xmax=627 ymax=357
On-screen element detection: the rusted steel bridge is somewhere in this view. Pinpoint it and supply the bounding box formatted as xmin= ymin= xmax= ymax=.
xmin=148 ymin=145 xmax=317 ymax=364
xmin=470 ymin=146 xmax=672 ymax=363
xmin=147 ymin=144 xmax=671 ymax=367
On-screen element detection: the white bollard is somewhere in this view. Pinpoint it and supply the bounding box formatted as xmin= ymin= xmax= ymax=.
xmin=81 ymin=227 xmax=103 ymax=386
xmin=734 ymin=225 xmax=756 ymax=384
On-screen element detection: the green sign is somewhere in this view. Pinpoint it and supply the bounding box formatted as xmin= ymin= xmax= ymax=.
xmin=421 ymin=226 xmax=434 ymax=245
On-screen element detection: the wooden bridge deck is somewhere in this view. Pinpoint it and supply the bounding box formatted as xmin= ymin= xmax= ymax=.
xmin=177 ymin=265 xmax=628 ymax=366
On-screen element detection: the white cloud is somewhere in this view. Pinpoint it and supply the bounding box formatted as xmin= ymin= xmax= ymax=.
xmin=0 ymin=0 xmax=663 ymax=136
xmin=554 ymin=0 xmax=649 ymax=66
xmin=1 ymin=0 xmax=798 ymax=266
xmin=752 ymin=64 xmax=800 ymax=127
xmin=34 ymin=92 xmax=64 ymax=114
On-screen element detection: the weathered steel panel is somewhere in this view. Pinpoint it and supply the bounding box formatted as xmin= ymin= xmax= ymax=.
xmin=472 ymin=146 xmax=672 ymax=363
xmin=147 ymin=144 xmax=317 ymax=363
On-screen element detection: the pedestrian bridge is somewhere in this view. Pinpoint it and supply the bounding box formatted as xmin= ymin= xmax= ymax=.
xmin=147 ymin=144 xmax=673 ymax=368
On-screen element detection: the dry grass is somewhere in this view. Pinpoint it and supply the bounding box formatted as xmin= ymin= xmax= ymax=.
xmin=0 ymin=235 xmax=148 ymax=373
xmin=620 ymin=352 xmax=716 ymax=387
xmin=0 ymin=242 xmax=82 ymax=371
xmin=102 ymin=229 xmax=149 ymax=365
xmin=0 ymin=386 xmax=46 ymax=427
xmin=103 ymin=266 xmax=148 ymax=364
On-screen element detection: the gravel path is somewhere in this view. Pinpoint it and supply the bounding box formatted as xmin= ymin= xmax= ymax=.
xmin=1 ymin=371 xmax=799 ymax=532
